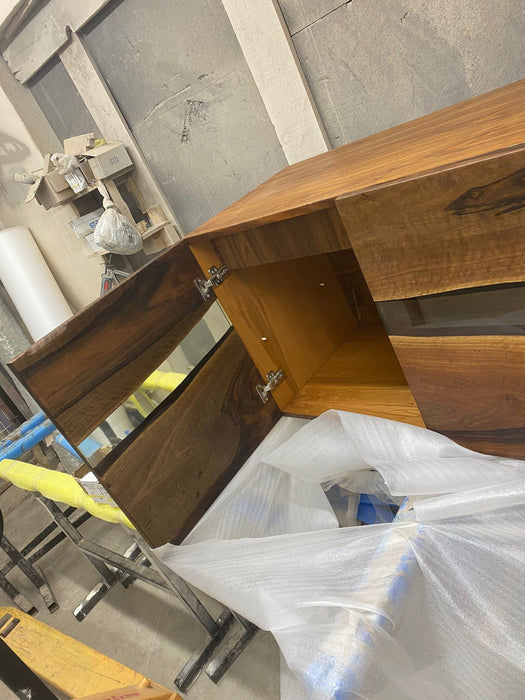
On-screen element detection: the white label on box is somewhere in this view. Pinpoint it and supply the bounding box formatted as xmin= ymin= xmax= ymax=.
xmin=84 ymin=232 xmax=106 ymax=253
xmin=64 ymin=167 xmax=88 ymax=193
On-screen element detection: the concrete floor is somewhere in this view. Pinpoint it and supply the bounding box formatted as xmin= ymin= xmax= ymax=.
xmin=0 ymin=485 xmax=281 ymax=699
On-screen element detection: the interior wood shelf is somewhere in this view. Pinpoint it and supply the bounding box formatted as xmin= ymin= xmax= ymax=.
xmin=283 ymin=326 xmax=425 ymax=426
xmin=142 ymin=220 xmax=170 ymax=239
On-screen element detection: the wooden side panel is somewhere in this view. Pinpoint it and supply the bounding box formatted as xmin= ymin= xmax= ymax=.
xmin=336 ymin=147 xmax=525 ymax=301
xmin=191 ymin=208 xmax=350 ymax=270
xmin=9 ymin=240 xmax=212 ymax=445
xmin=390 ymin=335 xmax=525 ymax=458
xmin=95 ymin=330 xmax=281 ymax=547
xmin=190 ymin=241 xmax=356 ymax=409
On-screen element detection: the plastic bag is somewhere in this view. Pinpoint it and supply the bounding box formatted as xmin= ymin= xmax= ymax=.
xmin=158 ymin=411 xmax=525 ymax=699
xmin=50 ymin=153 xmax=87 ymax=193
xmin=94 ymin=198 xmax=143 ymax=254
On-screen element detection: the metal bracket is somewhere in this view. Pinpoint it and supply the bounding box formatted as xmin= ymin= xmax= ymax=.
xmin=256 ymin=369 xmax=285 ymax=403
xmin=194 ymin=265 xmax=229 ymax=300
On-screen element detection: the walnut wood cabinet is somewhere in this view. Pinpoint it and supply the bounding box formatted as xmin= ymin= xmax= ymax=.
xmin=10 ymin=79 xmax=525 ymax=546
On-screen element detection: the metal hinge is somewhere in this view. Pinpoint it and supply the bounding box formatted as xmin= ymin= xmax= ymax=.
xmin=256 ymin=369 xmax=285 ymax=403
xmin=194 ymin=265 xmax=229 ymax=300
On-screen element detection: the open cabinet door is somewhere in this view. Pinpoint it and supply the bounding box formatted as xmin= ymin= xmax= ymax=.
xmin=95 ymin=328 xmax=280 ymax=546
xmin=9 ymin=239 xmax=281 ymax=546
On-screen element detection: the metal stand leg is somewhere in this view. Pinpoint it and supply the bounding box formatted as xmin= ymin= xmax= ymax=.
xmin=120 ymin=533 xmax=236 ymax=693
xmin=35 ymin=496 xmax=120 ymax=620
xmin=0 ymin=572 xmax=36 ymax=615
xmin=0 ymin=536 xmax=58 ymax=613
xmin=74 ymin=531 xmax=236 ymax=692
xmin=174 ymin=609 xmax=234 ymax=692
xmin=206 ymin=614 xmax=259 ymax=684
xmin=27 ymin=498 xmax=253 ymax=690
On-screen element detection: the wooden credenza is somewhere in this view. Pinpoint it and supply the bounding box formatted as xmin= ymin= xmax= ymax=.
xmin=10 ymin=79 xmax=525 ymax=546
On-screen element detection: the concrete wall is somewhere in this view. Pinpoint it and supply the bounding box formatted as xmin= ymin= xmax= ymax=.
xmin=82 ymin=0 xmax=287 ymax=233
xmin=0 ymin=59 xmax=102 ymax=311
xmin=1 ymin=0 xmax=524 ymax=315
xmin=278 ymin=0 xmax=525 ymax=147
xmin=29 ymin=55 xmax=101 ymax=145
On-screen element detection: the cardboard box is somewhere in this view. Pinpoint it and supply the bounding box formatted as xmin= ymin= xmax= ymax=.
xmin=46 ymin=168 xmax=71 ymax=194
xmin=84 ymin=232 xmax=106 ymax=254
xmin=26 ymin=169 xmax=75 ymax=209
xmin=69 ymin=207 xmax=104 ymax=238
xmin=81 ymin=143 xmax=132 ymax=180
xmin=78 ymin=159 xmax=96 ymax=185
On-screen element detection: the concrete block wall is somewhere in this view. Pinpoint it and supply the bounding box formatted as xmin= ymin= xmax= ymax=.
xmin=278 ymin=0 xmax=525 ymax=147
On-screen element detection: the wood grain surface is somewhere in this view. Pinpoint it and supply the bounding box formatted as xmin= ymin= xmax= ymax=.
xmin=441 ymin=428 xmax=525 ymax=460
xmin=390 ymin=336 xmax=525 ymax=456
xmin=95 ymin=330 xmax=281 ymax=547
xmin=191 ymin=208 xmax=351 ymax=270
xmin=9 ymin=240 xmax=211 ymax=445
xmin=190 ymin=243 xmax=356 ymax=409
xmin=284 ymin=328 xmax=424 ymax=426
xmin=188 ymin=79 xmax=525 ymax=239
xmin=337 ymin=146 xmax=525 ymax=301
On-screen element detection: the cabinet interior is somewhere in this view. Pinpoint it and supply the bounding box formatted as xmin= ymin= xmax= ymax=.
xmin=212 ymin=247 xmax=424 ymax=427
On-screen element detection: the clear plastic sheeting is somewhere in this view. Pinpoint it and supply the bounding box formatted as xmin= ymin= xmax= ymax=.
xmin=158 ymin=411 xmax=525 ymax=699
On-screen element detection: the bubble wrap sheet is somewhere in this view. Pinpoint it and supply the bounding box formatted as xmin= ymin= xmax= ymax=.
xmin=159 ymin=411 xmax=525 ymax=698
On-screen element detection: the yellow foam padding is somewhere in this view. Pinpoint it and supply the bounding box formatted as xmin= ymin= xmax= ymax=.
xmin=0 ymin=460 xmax=134 ymax=529
xmin=141 ymin=370 xmax=186 ymax=393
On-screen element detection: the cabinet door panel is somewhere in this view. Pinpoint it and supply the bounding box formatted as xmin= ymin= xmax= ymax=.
xmin=390 ymin=334 xmax=525 ymax=458
xmin=336 ymin=146 xmax=525 ymax=302
xmin=95 ymin=329 xmax=281 ymax=547
xmin=9 ymin=239 xmax=212 ymax=444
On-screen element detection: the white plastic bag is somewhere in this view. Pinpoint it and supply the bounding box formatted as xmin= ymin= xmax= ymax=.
xmin=158 ymin=411 xmax=525 ymax=699
xmin=94 ymin=198 xmax=143 ymax=254
xmin=50 ymin=152 xmax=87 ymax=193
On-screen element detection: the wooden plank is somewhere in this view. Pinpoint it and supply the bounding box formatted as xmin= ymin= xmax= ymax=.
xmin=190 ymin=242 xmax=356 ymax=410
xmin=390 ymin=335 xmax=525 ymax=457
xmin=9 ymin=239 xmax=212 ymax=445
xmin=95 ymin=330 xmax=281 ymax=547
xmin=336 ymin=146 xmax=525 ymax=301
xmin=192 ymin=207 xmax=350 ymax=270
xmin=188 ymin=79 xmax=525 ymax=239
xmin=2 ymin=0 xmax=112 ymax=83
xmin=221 ymin=0 xmax=329 ymax=164
xmin=283 ymin=327 xmax=425 ymax=427
xmin=0 ymin=607 xmax=181 ymax=699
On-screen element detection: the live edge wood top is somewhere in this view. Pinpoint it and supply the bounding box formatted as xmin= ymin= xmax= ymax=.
xmin=188 ymin=79 xmax=525 ymax=239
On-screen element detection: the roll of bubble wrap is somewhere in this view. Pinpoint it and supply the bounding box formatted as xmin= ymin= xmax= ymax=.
xmin=0 ymin=226 xmax=72 ymax=341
